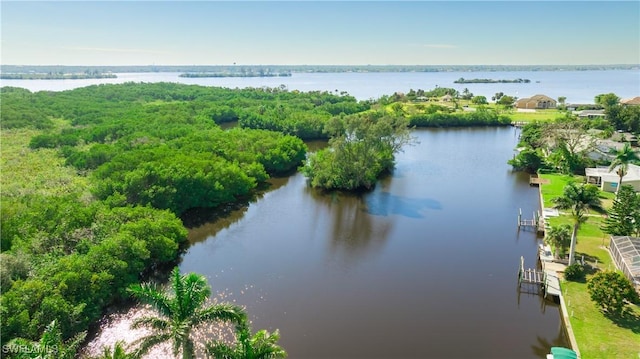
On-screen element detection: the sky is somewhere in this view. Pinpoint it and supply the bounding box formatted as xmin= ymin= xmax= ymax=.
xmin=1 ymin=1 xmax=639 ymax=66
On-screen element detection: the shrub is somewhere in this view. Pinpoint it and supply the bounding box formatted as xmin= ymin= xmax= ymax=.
xmin=587 ymin=271 xmax=639 ymax=316
xmin=564 ymin=263 xmax=585 ymax=281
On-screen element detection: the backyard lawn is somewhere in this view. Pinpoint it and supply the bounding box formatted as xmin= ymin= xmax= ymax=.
xmin=538 ymin=173 xmax=640 ymax=358
xmin=400 ymin=101 xmax=565 ymax=123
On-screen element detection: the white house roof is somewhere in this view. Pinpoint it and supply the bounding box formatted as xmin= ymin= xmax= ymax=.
xmin=585 ymin=163 xmax=640 ymax=183
xmin=577 ymin=110 xmax=606 ymax=117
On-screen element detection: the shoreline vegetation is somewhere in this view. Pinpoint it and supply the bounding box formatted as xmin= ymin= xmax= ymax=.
xmin=2 ymin=82 xmax=637 ymax=357
xmin=1 ymin=64 xmax=637 ymax=75
xmin=454 ymin=77 xmax=531 ymax=84
xmin=0 ymin=73 xmax=117 ymax=80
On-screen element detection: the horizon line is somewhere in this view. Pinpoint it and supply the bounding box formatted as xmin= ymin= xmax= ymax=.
xmin=3 ymin=63 xmax=639 ymax=67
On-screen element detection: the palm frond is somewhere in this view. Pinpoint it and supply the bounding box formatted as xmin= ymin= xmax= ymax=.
xmin=95 ymin=340 xmax=133 ymax=359
xmin=129 ymin=332 xmax=173 ymax=359
xmin=251 ymin=329 xmax=287 ymax=359
xmin=40 ymin=319 xmax=63 ymax=349
xmin=553 ymin=182 xmax=602 ymax=220
xmin=205 ymin=340 xmax=238 ymax=359
xmin=131 ymin=316 xmax=170 ymax=331
xmin=172 ymin=267 xmax=187 ymax=320
xmin=181 ymin=272 xmax=212 ymax=316
xmin=193 ymin=303 xmax=247 ymax=327
xmin=59 ymin=330 xmax=88 ymax=359
xmin=128 ymin=282 xmax=174 ymax=318
xmin=169 ymin=321 xmax=191 ymax=354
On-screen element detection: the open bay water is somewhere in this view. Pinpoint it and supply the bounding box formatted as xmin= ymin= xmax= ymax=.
xmin=2 ymin=69 xmax=638 ymax=104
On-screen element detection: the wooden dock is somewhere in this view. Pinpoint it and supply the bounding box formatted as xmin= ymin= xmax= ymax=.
xmin=517 ymin=208 xmax=545 ymax=234
xmin=529 ymin=175 xmax=550 ymax=186
xmin=518 ymin=256 xmax=561 ymax=299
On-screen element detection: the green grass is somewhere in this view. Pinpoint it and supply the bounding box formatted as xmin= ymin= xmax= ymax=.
xmin=539 ymin=173 xmax=578 ymax=208
xmin=563 ymin=280 xmax=640 ymax=359
xmin=399 ymin=102 xmax=565 ymax=122
xmin=539 ymin=172 xmax=640 ymax=358
xmin=539 ymin=173 xmax=615 ymax=210
xmin=1 ymin=124 xmax=91 ymax=200
xmin=505 ymin=109 xmax=565 ymax=122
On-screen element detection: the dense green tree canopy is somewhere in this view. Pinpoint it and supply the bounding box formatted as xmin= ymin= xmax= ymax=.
xmin=4 ymin=320 xmax=86 ymax=359
xmin=301 ymin=112 xmax=414 ymax=190
xmin=0 ymin=82 xmax=323 ymax=349
xmin=595 ymin=93 xmax=620 ymax=108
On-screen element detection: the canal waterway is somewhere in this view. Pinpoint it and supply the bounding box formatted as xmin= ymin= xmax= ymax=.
xmin=7 ymin=69 xmax=634 ymax=357
xmin=86 ymin=127 xmax=568 ymax=358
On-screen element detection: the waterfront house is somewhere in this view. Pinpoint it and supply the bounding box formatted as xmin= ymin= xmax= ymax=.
xmin=576 ymin=109 xmax=606 ymax=119
xmin=585 ymin=163 xmax=640 ymax=192
xmin=441 ymin=94 xmax=453 ymax=102
xmin=515 ymin=94 xmax=557 ymax=109
xmin=567 ymin=104 xmax=602 ymax=111
xmin=620 ymin=96 xmax=640 ymax=106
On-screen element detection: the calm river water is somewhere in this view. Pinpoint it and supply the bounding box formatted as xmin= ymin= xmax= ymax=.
xmin=85 ymin=127 xmax=567 ymax=358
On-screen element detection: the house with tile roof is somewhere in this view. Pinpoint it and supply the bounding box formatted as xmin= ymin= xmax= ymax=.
xmin=620 ymin=96 xmax=640 ymax=106
xmin=515 ymin=94 xmax=557 ymax=109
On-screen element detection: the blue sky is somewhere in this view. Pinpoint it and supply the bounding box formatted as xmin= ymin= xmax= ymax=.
xmin=1 ymin=1 xmax=639 ymax=65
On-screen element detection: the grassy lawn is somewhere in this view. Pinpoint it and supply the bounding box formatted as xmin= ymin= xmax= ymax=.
xmin=398 ymin=101 xmax=565 ymax=122
xmin=0 ymin=124 xmax=91 ymax=200
xmin=539 ymin=173 xmax=615 ymax=209
xmin=538 ymin=173 xmax=640 ymax=358
xmin=539 ymin=173 xmax=579 ymax=208
xmin=506 ymin=109 xmax=565 ymax=122
xmin=563 ymin=280 xmax=640 ymax=359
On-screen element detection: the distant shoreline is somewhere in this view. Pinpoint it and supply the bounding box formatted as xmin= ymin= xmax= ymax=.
xmin=454 ymin=77 xmax=531 ymax=84
xmin=179 ymin=72 xmax=291 ymax=78
xmin=0 ymin=73 xmax=117 ymax=80
xmin=1 ymin=64 xmax=638 ymax=75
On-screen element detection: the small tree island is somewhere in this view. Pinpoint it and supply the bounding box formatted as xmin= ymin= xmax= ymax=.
xmin=301 ymin=112 xmax=414 ymax=191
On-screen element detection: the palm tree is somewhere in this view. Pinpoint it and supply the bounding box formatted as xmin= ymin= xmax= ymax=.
xmin=5 ymin=320 xmax=86 ymax=359
xmin=545 ymin=224 xmax=572 ymax=258
xmin=206 ymin=322 xmax=286 ymax=359
xmin=553 ymin=182 xmax=602 ymax=265
xmin=92 ymin=341 xmax=134 ymax=359
xmin=608 ymin=142 xmax=639 ymax=196
xmin=127 ymin=267 xmax=247 ymax=359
